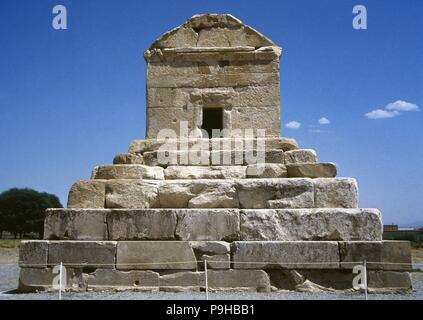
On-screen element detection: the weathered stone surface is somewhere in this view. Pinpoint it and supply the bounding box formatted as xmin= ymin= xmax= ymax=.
xmin=313 ymin=178 xmax=359 ymax=208
xmin=382 ymin=241 xmax=412 ymax=271
xmin=159 ymin=271 xmax=203 ymax=287
xmin=368 ymin=271 xmax=412 ymax=289
xmin=189 ymin=241 xmax=230 ymax=255
xmin=165 ymin=166 xmax=246 ymax=179
xmin=19 ymin=240 xmax=48 ymax=268
xmin=105 ymin=180 xmax=160 ymax=208
xmin=87 ymin=269 xmax=159 ymax=288
xmin=339 ymin=241 xmax=383 ymax=269
xmin=44 ymin=209 xmax=108 ymax=240
xmin=116 ymin=241 xmax=197 ymax=270
xmin=237 ymin=178 xmax=314 ymax=209
xmin=107 ymin=209 xmax=177 ymax=240
xmin=18 ymin=268 xmax=87 ymax=292
xmin=207 ymin=270 xmax=271 ymax=292
xmin=240 ymin=208 xmax=382 ymax=241
xmin=210 ymin=149 xmax=284 ymax=165
xmin=93 ymin=165 xmax=164 ymax=180
xmin=48 ymin=241 xmax=116 ymax=268
xmin=113 ymin=153 xmax=144 ymax=164
xmin=188 ymin=181 xmax=239 ymax=208
xmin=246 ymin=163 xmax=287 ymax=178
xmin=144 ymin=150 xmax=210 ymax=166
xmin=128 ymin=137 xmax=298 ymax=154
xmin=284 ymin=149 xmax=317 ymax=164
xmin=67 ymin=180 xmax=106 ymax=208
xmin=159 ymin=182 xmax=195 ymax=208
xmin=175 ymin=209 xmax=239 ymax=241
xmin=287 ymin=163 xmax=337 ymax=178
xmin=200 ymin=254 xmax=230 ymax=269
xmin=232 ymin=241 xmax=340 ymax=269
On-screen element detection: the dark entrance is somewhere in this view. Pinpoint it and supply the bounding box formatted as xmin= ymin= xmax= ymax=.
xmin=202 ymin=108 xmax=223 ymax=138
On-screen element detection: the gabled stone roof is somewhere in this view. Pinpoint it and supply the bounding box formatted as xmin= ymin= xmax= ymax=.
xmin=150 ymin=14 xmax=276 ymax=49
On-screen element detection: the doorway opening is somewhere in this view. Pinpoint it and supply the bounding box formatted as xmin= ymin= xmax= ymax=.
xmin=202 ymin=107 xmax=223 ymax=138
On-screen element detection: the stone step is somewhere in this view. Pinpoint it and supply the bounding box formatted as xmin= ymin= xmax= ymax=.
xmin=68 ymin=178 xmax=357 ymax=209
xmin=91 ymin=163 xmax=335 ymax=180
xmin=19 ymin=240 xmax=412 ymax=271
xmin=128 ymin=137 xmax=299 ymax=154
xmin=18 ymin=240 xmax=412 ymax=292
xmin=44 ymin=208 xmax=382 ymax=242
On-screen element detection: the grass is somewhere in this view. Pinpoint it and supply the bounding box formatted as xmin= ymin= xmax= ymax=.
xmin=0 ymin=239 xmax=21 ymax=249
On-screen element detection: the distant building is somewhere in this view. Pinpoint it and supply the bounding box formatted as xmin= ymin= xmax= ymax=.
xmin=383 ymin=225 xmax=423 ymax=243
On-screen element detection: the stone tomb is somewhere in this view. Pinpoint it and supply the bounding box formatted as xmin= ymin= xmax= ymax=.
xmin=18 ymin=14 xmax=412 ymax=293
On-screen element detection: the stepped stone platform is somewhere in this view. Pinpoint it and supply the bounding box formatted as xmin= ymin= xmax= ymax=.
xmin=18 ymin=14 xmax=412 ymax=293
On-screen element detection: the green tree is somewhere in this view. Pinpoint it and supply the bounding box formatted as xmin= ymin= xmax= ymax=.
xmin=0 ymin=188 xmax=62 ymax=239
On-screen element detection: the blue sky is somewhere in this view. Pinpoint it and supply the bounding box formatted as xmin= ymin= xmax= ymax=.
xmin=0 ymin=0 xmax=422 ymax=226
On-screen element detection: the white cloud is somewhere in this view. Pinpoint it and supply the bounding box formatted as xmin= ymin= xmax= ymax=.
xmin=365 ymin=109 xmax=400 ymax=119
xmin=365 ymin=100 xmax=420 ymax=120
xmin=285 ymin=121 xmax=301 ymax=129
xmin=318 ymin=117 xmax=330 ymax=125
xmin=385 ymin=100 xmax=420 ymax=112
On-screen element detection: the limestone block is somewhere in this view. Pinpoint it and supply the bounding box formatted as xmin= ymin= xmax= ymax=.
xmin=175 ymin=209 xmax=240 ymax=241
xmin=107 ymin=209 xmax=177 ymax=240
xmin=147 ymin=72 xmax=279 ymax=88
xmin=116 ymin=241 xmax=197 ymax=270
xmin=183 ymin=14 xmax=244 ymax=29
xmin=339 ymin=241 xmax=383 ymax=269
xmin=44 ymin=209 xmax=108 ymax=240
xmin=189 ymin=241 xmax=231 ymax=255
xmin=200 ymin=254 xmax=230 ymax=269
xmin=284 ymin=149 xmax=317 ymax=164
xmin=240 ymin=208 xmax=382 ymax=241
xmin=87 ymin=269 xmax=159 ymax=288
xmin=246 ymin=164 xmax=287 ymax=178
xmin=151 ymin=26 xmax=198 ymax=48
xmin=67 ymin=180 xmax=106 ymax=208
xmin=159 ymin=182 xmax=196 ymax=208
xmin=164 ymin=166 xmax=246 ymax=179
xmin=113 ymin=153 xmax=144 ymax=165
xmin=159 ymin=271 xmax=203 ymax=287
xmin=207 ymin=270 xmax=271 ymax=292
xmin=188 ymin=181 xmax=239 ymax=208
xmin=287 ymin=163 xmax=337 ymax=178
xmin=210 ymin=149 xmax=284 ymax=165
xmin=143 ymin=150 xmax=210 ymax=166
xmin=147 ymin=85 xmax=280 ymax=108
xmin=230 ymin=106 xmax=280 ymax=137
xmin=237 ymin=178 xmax=314 ymax=209
xmin=48 ymin=241 xmax=116 ymax=269
xmin=93 ymin=165 xmax=164 ymax=180
xmin=382 ymin=241 xmax=412 ymax=271
xmin=19 ymin=240 xmax=48 ymax=268
xmin=19 ymin=267 xmax=86 ymax=292
xmin=314 ymin=178 xmax=359 ymax=208
xmin=105 ymin=180 xmax=160 ymax=208
xmin=232 ymin=241 xmax=340 ymax=269
xmin=367 ymin=271 xmax=412 ymax=289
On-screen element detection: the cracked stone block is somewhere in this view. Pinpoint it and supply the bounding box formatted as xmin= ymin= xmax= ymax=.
xmin=67 ymin=180 xmax=106 ymax=208
xmin=240 ymin=208 xmax=382 ymax=241
xmin=314 ymin=178 xmax=358 ymax=208
xmin=232 ymin=241 xmax=340 ymax=269
xmin=107 ymin=209 xmax=177 ymax=240
xmin=48 ymin=241 xmax=116 ymax=269
xmin=87 ymin=269 xmax=159 ymax=289
xmin=44 ymin=209 xmax=108 ymax=240
xmin=19 ymin=240 xmax=49 ymax=268
xmin=287 ymin=163 xmax=337 ymax=178
xmin=284 ymin=149 xmax=317 ymax=164
xmin=116 ymin=241 xmax=197 ymax=270
xmin=93 ymin=165 xmax=164 ymax=180
xmin=175 ymin=209 xmax=239 ymax=241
